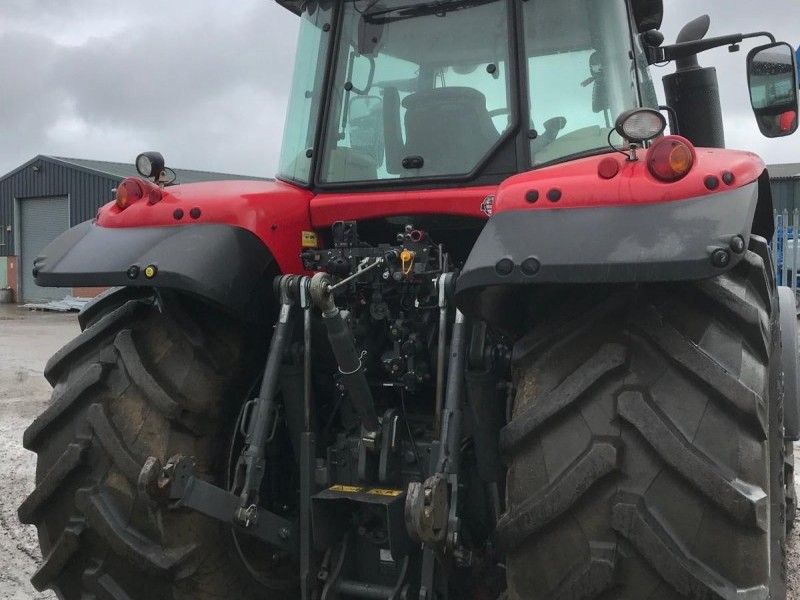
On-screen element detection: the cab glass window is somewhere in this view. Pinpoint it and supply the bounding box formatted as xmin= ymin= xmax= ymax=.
xmin=320 ymin=0 xmax=512 ymax=183
xmin=523 ymin=0 xmax=640 ymax=166
xmin=277 ymin=2 xmax=332 ymax=183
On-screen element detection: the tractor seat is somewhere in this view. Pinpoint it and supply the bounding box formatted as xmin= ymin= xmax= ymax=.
xmin=401 ymin=87 xmax=499 ymax=175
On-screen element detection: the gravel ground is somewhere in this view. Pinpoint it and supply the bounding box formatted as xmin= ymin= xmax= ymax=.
xmin=1 ymin=305 xmax=799 ymax=598
xmin=0 ymin=304 xmax=77 ymax=600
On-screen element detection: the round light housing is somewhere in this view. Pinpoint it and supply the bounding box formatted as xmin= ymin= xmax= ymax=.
xmin=647 ymin=136 xmax=696 ymax=182
xmin=115 ymin=178 xmax=145 ymax=210
xmin=615 ymin=108 xmax=667 ymax=143
xmin=135 ymin=151 xmax=165 ymax=179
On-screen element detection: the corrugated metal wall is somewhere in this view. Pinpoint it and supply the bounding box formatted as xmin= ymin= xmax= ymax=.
xmin=772 ymin=179 xmax=800 ymax=213
xmin=0 ymin=157 xmax=119 ymax=257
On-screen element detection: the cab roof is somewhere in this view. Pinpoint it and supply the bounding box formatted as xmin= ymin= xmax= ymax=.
xmin=274 ymin=0 xmax=303 ymax=15
xmin=275 ymin=0 xmax=663 ymax=32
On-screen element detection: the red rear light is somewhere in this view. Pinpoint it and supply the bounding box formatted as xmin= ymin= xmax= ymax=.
xmin=115 ymin=177 xmax=162 ymax=209
xmin=647 ymin=136 xmax=696 ymax=182
xmin=116 ymin=178 xmax=144 ymax=209
xmin=780 ymin=110 xmax=798 ymax=133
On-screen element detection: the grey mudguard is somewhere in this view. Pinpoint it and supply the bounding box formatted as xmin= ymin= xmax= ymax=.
xmin=456 ymin=181 xmax=759 ymax=307
xmin=33 ymin=221 xmax=275 ymax=321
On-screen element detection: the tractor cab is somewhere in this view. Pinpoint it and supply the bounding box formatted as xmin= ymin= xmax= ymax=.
xmin=278 ymin=0 xmax=656 ymax=188
xmin=277 ymin=0 xmax=798 ymax=191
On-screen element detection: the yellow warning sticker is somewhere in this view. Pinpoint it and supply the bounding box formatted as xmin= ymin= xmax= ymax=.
xmin=329 ymin=484 xmax=363 ymax=494
xmin=366 ymin=488 xmax=403 ymax=497
xmin=301 ymin=231 xmax=319 ymax=248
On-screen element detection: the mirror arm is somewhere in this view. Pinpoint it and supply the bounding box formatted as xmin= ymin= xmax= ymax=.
xmin=659 ymin=105 xmax=680 ymax=135
xmin=648 ymin=31 xmax=777 ymax=64
xmin=746 ymin=31 xmax=777 ymax=44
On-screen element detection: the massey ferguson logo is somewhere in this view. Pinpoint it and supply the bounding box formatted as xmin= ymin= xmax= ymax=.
xmin=480 ymin=195 xmax=495 ymax=217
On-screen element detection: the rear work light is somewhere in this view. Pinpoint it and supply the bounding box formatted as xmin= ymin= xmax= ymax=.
xmin=646 ymin=136 xmax=696 ymax=182
xmin=115 ymin=177 xmax=162 ymax=210
xmin=615 ymin=108 xmax=667 ymax=143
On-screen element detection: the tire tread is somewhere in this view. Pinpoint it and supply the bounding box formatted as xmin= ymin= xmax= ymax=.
xmin=504 ymin=246 xmax=782 ymax=599
xmin=617 ymin=390 xmax=767 ymax=530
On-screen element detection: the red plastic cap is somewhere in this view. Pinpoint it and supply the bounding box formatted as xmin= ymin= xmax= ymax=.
xmin=598 ymin=156 xmax=621 ymax=179
xmin=148 ymin=187 xmax=163 ymax=205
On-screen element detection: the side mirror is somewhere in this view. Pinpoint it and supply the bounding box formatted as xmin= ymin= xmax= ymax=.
xmin=348 ymin=95 xmax=384 ymax=166
xmin=747 ymin=42 xmax=798 ymax=137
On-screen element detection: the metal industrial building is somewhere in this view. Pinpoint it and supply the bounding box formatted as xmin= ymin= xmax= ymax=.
xmin=0 ymin=155 xmax=268 ymax=303
xmin=769 ymin=163 xmax=800 ymax=212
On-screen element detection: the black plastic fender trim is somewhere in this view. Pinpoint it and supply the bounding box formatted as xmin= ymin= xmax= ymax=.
xmin=33 ymin=221 xmax=276 ymax=322
xmin=778 ymin=287 xmax=799 ymax=440
xmin=455 ymin=182 xmax=759 ymax=313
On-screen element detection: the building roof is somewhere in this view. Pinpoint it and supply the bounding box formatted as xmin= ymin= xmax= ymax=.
xmin=0 ymin=155 xmax=271 ymax=185
xmin=768 ymin=163 xmax=800 ymax=181
xmin=51 ymin=156 xmax=272 ymax=184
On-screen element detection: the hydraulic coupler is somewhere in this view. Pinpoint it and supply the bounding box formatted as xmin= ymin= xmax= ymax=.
xmin=309 ymin=272 xmax=380 ymax=436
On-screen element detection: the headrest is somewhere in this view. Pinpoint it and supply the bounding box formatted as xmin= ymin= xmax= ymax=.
xmin=401 ymin=87 xmax=488 ymax=110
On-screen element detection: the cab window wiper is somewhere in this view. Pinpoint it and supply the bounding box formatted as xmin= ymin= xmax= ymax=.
xmin=363 ymin=0 xmax=496 ymax=25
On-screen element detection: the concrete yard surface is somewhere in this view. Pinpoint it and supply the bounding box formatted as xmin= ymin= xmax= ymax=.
xmin=1 ymin=305 xmax=800 ymax=598
xmin=0 ymin=304 xmax=77 ymax=600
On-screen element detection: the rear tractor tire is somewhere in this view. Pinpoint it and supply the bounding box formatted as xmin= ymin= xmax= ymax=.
xmin=18 ymin=290 xmax=293 ymax=599
xmin=499 ymin=238 xmax=788 ymax=599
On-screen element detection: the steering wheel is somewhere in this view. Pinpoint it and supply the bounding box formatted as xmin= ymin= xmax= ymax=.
xmin=488 ymin=108 xmax=511 ymax=118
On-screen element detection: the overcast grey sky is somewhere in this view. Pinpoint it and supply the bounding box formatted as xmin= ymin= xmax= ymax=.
xmin=0 ymin=0 xmax=798 ymax=178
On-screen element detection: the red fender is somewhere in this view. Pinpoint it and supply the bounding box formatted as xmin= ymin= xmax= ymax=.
xmin=97 ymin=179 xmax=314 ymax=274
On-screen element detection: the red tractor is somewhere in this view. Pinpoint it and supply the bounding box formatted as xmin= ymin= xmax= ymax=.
xmin=18 ymin=1 xmax=800 ymax=598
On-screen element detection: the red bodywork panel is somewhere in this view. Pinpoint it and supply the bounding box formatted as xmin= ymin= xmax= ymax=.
xmin=96 ymin=148 xmax=765 ymax=275
xmin=309 ymin=186 xmax=493 ymax=227
xmin=97 ymin=180 xmax=314 ymax=274
xmin=494 ymin=147 xmax=765 ymax=213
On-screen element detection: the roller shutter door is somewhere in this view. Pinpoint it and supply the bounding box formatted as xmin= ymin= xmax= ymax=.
xmin=19 ymin=197 xmax=69 ymax=302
